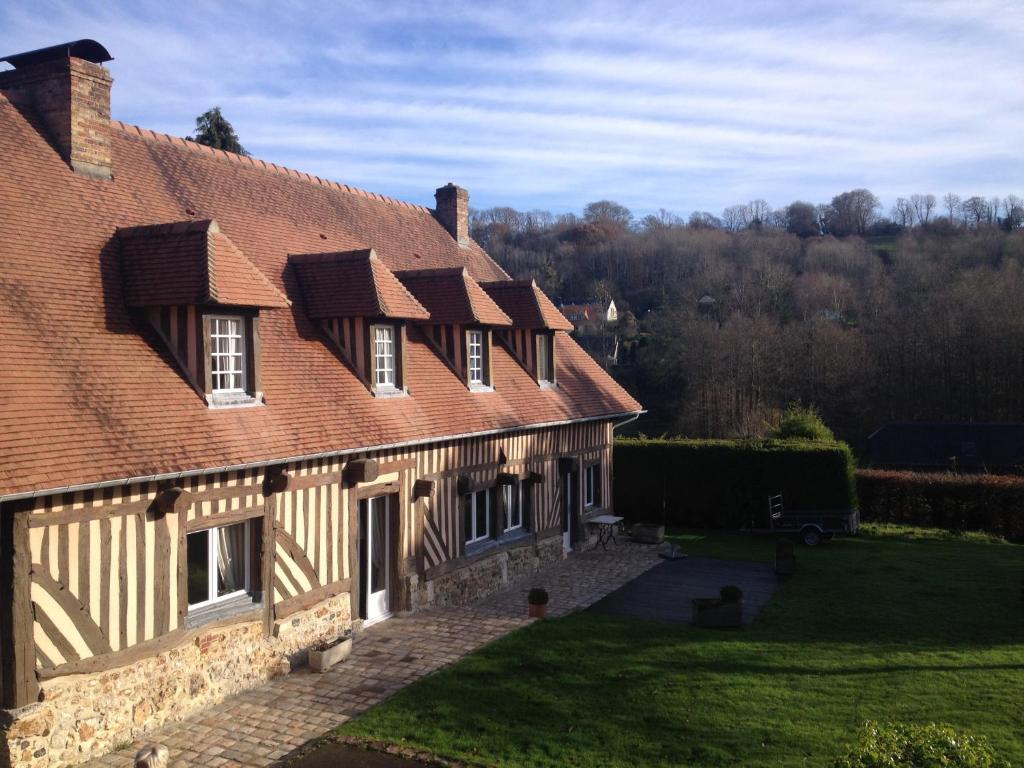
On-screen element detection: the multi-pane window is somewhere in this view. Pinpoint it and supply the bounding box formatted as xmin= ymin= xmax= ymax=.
xmin=584 ymin=463 xmax=601 ymax=508
xmin=463 ymin=487 xmax=491 ymax=544
xmin=467 ymin=329 xmax=484 ymax=385
xmin=537 ymin=333 xmax=554 ymax=383
xmin=209 ymin=316 xmax=246 ymax=393
xmin=373 ymin=325 xmax=396 ymax=388
xmin=187 ymin=520 xmax=255 ymax=609
xmin=503 ymin=480 xmax=523 ymax=532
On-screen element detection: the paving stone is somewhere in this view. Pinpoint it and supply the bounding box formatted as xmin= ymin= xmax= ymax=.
xmin=81 ymin=541 xmax=661 ymax=767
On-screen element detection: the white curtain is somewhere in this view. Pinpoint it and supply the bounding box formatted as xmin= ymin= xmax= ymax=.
xmin=217 ymin=523 xmax=246 ymax=595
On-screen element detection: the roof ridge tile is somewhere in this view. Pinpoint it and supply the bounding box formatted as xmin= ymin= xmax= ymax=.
xmin=111 ymin=120 xmax=433 ymax=214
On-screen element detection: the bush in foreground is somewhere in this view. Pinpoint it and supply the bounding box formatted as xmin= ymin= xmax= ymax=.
xmin=833 ymin=721 xmax=1008 ymax=768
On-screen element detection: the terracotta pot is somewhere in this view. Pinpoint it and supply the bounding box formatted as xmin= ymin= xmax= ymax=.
xmin=528 ymin=602 xmax=548 ymax=619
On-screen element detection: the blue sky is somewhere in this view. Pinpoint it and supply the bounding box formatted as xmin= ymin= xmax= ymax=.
xmin=2 ymin=0 xmax=1021 ymax=218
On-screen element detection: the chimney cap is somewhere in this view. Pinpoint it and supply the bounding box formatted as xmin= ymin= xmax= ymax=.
xmin=2 ymin=39 xmax=112 ymax=69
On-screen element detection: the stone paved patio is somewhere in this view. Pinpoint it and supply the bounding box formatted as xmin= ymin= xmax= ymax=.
xmin=82 ymin=541 xmax=662 ymax=768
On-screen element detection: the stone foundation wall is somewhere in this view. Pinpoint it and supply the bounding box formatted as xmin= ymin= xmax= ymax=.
xmin=413 ymin=532 xmax=565 ymax=610
xmin=3 ymin=593 xmax=351 ymax=768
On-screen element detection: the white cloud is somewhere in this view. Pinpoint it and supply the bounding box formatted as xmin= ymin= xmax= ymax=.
xmin=1 ymin=0 xmax=1021 ymax=215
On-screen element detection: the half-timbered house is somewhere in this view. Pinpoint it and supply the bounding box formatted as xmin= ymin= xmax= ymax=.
xmin=0 ymin=40 xmax=642 ymax=767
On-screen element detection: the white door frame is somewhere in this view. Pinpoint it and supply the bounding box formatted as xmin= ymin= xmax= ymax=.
xmin=364 ymin=495 xmax=392 ymax=626
xmin=562 ymin=472 xmax=573 ymax=553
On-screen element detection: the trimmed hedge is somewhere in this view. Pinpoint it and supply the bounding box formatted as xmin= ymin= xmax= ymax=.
xmin=613 ymin=437 xmax=856 ymax=529
xmin=856 ymin=470 xmax=1024 ymax=541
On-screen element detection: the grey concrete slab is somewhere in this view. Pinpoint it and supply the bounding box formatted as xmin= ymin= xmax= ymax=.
xmin=587 ymin=556 xmax=779 ymax=626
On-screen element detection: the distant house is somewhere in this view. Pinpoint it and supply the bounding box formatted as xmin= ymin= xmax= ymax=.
xmin=697 ymin=294 xmax=717 ymax=316
xmin=867 ymin=423 xmax=1024 ymax=472
xmin=560 ymin=299 xmax=618 ymax=330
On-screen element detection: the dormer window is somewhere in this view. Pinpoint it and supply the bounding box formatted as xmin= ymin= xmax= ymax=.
xmin=210 ymin=316 xmax=246 ymax=394
xmin=468 ymin=330 xmax=484 ymax=385
xmin=373 ymin=324 xmax=398 ymax=391
xmin=537 ymin=332 xmax=555 ymax=385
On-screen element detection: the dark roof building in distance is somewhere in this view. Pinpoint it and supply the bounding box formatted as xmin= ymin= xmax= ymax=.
xmin=866 ymin=422 xmax=1024 ymax=472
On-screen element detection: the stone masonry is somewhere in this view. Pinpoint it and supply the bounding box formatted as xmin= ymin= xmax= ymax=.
xmin=76 ymin=541 xmax=662 ymax=768
xmin=4 ymin=594 xmax=351 ymax=768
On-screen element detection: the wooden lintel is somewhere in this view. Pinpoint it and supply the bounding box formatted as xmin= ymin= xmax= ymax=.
xmin=455 ymin=474 xmax=473 ymax=496
xmin=527 ymin=471 xmax=545 ymax=484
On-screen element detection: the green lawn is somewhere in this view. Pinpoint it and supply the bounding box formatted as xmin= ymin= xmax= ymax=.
xmin=336 ymin=525 xmax=1024 ymax=767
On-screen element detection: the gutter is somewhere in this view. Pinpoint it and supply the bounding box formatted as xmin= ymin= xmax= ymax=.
xmin=0 ymin=410 xmax=646 ymax=505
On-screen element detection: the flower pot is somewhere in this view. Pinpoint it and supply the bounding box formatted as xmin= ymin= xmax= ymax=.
xmin=309 ymin=636 xmax=352 ymax=673
xmin=528 ymin=602 xmax=548 ymax=619
xmin=630 ymin=523 xmax=665 ymax=544
xmin=692 ymin=599 xmax=743 ymax=629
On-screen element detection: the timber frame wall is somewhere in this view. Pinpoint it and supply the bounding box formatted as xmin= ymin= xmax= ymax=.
xmin=0 ymin=418 xmax=615 ymax=708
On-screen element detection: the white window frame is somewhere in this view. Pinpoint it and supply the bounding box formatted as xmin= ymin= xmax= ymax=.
xmin=585 ymin=463 xmax=600 ymax=508
xmin=464 ymin=488 xmax=491 ymax=544
xmin=503 ymin=480 xmax=523 ymax=533
xmin=372 ymin=324 xmax=397 ymax=390
xmin=209 ymin=315 xmax=247 ymax=395
xmin=537 ymin=333 xmax=554 ymax=384
xmin=187 ymin=520 xmax=253 ymax=610
xmin=467 ymin=329 xmax=485 ymax=386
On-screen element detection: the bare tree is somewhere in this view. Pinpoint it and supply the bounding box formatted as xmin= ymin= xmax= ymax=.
xmin=943 ymin=193 xmax=962 ymax=225
xmin=962 ymin=196 xmax=990 ymax=228
xmin=910 ymin=193 xmax=936 ymax=226
xmin=892 ymin=198 xmax=914 ymax=227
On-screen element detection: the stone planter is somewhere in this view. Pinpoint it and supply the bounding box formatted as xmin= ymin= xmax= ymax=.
xmin=692 ymin=598 xmax=743 ymax=628
xmin=528 ymin=602 xmax=548 ymax=619
xmin=630 ymin=523 xmax=665 ymax=544
xmin=309 ymin=636 xmax=352 ymax=672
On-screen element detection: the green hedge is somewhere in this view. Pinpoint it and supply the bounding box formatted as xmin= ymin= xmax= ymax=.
xmin=856 ymin=470 xmax=1024 ymax=541
xmin=613 ymin=437 xmax=857 ymax=529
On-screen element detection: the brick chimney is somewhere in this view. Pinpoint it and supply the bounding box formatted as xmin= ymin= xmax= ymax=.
xmin=434 ymin=183 xmax=470 ymax=247
xmin=0 ymin=40 xmax=114 ymax=180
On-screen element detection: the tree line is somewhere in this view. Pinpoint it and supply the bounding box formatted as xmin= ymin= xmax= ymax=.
xmin=472 ymin=190 xmax=1024 ymax=455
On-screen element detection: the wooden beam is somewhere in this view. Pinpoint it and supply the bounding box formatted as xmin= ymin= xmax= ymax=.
xmin=413 ymin=479 xmax=435 ymax=500
xmin=496 ymin=472 xmax=517 ymax=486
xmin=1 ymin=502 xmax=39 ymax=706
xmin=344 ymin=458 xmax=379 ymax=484
xmin=527 ymin=471 xmax=545 ymax=484
xmin=155 ymin=486 xmax=191 ymax=517
xmin=274 ymin=579 xmax=351 ymax=620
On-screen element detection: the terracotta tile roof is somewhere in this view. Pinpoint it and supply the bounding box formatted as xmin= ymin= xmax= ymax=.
xmin=290 ymin=249 xmax=429 ymax=320
xmin=118 ymin=219 xmax=289 ymax=308
xmin=0 ymin=95 xmax=642 ymax=497
xmin=395 ymin=268 xmax=513 ymax=327
xmin=479 ymin=280 xmax=574 ymax=331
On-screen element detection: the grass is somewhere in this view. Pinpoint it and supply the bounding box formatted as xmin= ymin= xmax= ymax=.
xmin=334 ymin=524 xmax=1024 ymax=767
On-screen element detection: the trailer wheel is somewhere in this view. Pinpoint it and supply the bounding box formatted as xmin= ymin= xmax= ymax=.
xmin=801 ymin=527 xmax=823 ymax=547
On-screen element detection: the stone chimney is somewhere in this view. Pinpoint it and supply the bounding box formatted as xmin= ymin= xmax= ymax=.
xmin=0 ymin=40 xmax=114 ymax=180
xmin=434 ymin=183 xmax=470 ymax=247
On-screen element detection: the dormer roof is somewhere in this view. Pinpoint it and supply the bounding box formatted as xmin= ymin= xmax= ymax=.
xmin=117 ymin=219 xmax=289 ymax=308
xmin=479 ymin=279 xmax=574 ymax=331
xmin=395 ymin=267 xmax=513 ymax=326
xmin=290 ymin=248 xmax=430 ymax=320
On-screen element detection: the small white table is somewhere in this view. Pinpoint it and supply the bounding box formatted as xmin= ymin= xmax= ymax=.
xmin=588 ymin=514 xmax=624 ymax=550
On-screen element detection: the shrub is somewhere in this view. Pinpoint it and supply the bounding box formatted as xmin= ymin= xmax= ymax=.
xmin=771 ymin=402 xmax=836 ymax=442
xmin=719 ymin=585 xmax=743 ymax=603
xmin=833 ymin=721 xmax=1008 ymax=768
xmin=856 ymin=470 xmax=1024 ymax=541
xmin=527 ymin=588 xmax=549 ymax=605
xmin=614 ymin=437 xmax=856 ymax=529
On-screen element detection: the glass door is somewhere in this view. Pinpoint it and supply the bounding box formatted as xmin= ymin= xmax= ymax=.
xmin=363 ymin=495 xmax=391 ymax=625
